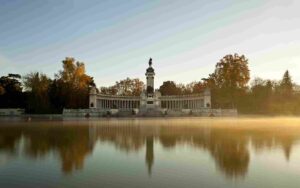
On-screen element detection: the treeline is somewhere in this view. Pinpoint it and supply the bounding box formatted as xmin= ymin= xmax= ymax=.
xmin=157 ymin=54 xmax=300 ymax=115
xmin=105 ymin=53 xmax=298 ymax=115
xmin=1 ymin=54 xmax=300 ymax=114
xmin=157 ymin=54 xmax=300 ymax=114
xmin=0 ymin=57 xmax=95 ymax=114
xmin=100 ymin=78 xmax=144 ymax=96
xmin=202 ymin=54 xmax=300 ymax=115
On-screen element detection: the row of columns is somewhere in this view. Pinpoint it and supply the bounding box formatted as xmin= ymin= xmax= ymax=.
xmin=161 ymin=99 xmax=204 ymax=109
xmin=99 ymin=99 xmax=140 ymax=109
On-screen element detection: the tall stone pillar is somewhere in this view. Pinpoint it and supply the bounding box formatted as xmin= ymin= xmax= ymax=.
xmin=89 ymin=87 xmax=97 ymax=109
xmin=204 ymin=89 xmax=211 ymax=108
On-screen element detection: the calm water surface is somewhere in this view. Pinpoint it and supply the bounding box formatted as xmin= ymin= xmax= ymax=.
xmin=1 ymin=117 xmax=300 ymax=188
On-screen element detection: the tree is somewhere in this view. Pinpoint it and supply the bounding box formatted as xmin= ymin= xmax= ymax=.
xmin=159 ymin=81 xmax=181 ymax=96
xmin=0 ymin=85 xmax=5 ymax=95
xmin=0 ymin=74 xmax=24 ymax=108
xmin=213 ymin=54 xmax=250 ymax=88
xmin=23 ymin=72 xmax=52 ymax=113
xmin=186 ymin=81 xmax=206 ymax=94
xmin=205 ymin=54 xmax=250 ymax=108
xmin=248 ymin=78 xmax=274 ymax=113
xmin=279 ymin=70 xmax=293 ymax=97
xmin=100 ymin=78 xmax=144 ymax=96
xmin=54 ymin=57 xmax=94 ymax=109
xmin=100 ymin=86 xmax=118 ymax=95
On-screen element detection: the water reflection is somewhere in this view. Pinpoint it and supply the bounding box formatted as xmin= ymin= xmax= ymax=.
xmin=1 ymin=118 xmax=300 ymax=179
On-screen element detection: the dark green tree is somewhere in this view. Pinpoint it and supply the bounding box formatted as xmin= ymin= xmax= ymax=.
xmin=279 ymin=70 xmax=293 ymax=97
xmin=159 ymin=81 xmax=181 ymax=96
xmin=23 ymin=72 xmax=52 ymax=113
xmin=0 ymin=74 xmax=25 ymax=108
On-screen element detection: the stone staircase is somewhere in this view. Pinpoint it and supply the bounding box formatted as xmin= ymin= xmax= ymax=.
xmin=138 ymin=107 xmax=163 ymax=117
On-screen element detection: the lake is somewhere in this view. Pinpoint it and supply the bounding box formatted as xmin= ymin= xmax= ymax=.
xmin=1 ymin=117 xmax=300 ymax=188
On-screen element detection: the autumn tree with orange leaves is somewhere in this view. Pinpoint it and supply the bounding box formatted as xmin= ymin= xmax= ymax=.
xmin=204 ymin=54 xmax=250 ymax=108
xmin=54 ymin=57 xmax=95 ymax=109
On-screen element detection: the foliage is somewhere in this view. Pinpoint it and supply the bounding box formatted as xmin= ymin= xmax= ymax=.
xmin=0 ymin=74 xmax=25 ymax=108
xmin=23 ymin=72 xmax=52 ymax=113
xmin=237 ymin=71 xmax=300 ymax=115
xmin=213 ymin=54 xmax=250 ymax=88
xmin=100 ymin=77 xmax=144 ymax=96
xmin=203 ymin=54 xmax=250 ymax=108
xmin=54 ymin=57 xmax=94 ymax=109
xmin=279 ymin=70 xmax=293 ymax=97
xmin=2 ymin=54 xmax=300 ymax=115
xmin=0 ymin=57 xmax=94 ymax=113
xmin=159 ymin=81 xmax=180 ymax=95
xmin=158 ymin=81 xmax=206 ymax=96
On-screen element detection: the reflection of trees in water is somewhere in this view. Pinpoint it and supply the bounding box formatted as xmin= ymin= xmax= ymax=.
xmin=1 ymin=122 xmax=300 ymax=178
xmin=157 ymin=127 xmax=249 ymax=178
xmin=0 ymin=127 xmax=22 ymax=153
xmin=0 ymin=126 xmax=92 ymax=174
xmin=194 ymin=131 xmax=249 ymax=178
xmin=94 ymin=125 xmax=300 ymax=179
xmin=248 ymin=130 xmax=296 ymax=161
xmin=96 ymin=126 xmax=145 ymax=152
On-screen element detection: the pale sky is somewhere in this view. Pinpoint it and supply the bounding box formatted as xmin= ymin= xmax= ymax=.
xmin=1 ymin=0 xmax=300 ymax=88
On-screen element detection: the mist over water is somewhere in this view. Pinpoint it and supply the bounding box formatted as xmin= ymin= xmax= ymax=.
xmin=1 ymin=117 xmax=300 ymax=188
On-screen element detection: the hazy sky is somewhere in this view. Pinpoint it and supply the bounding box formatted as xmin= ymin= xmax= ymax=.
xmin=1 ymin=0 xmax=300 ymax=87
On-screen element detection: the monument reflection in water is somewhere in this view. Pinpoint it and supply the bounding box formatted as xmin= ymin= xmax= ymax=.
xmin=1 ymin=118 xmax=300 ymax=188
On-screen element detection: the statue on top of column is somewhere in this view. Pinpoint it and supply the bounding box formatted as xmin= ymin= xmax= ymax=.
xmin=149 ymin=58 xmax=152 ymax=66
